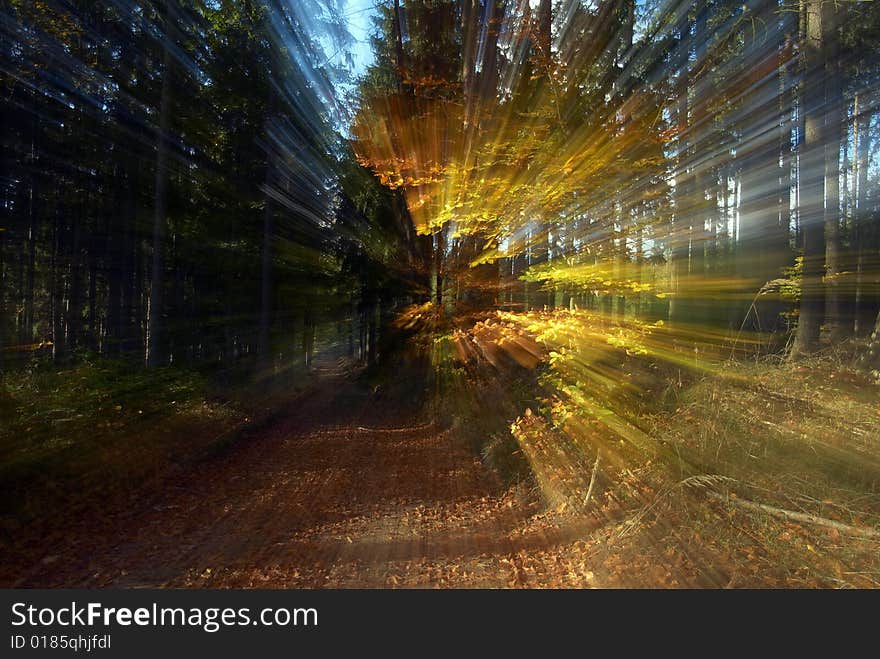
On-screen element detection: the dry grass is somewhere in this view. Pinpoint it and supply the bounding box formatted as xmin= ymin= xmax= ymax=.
xmin=444 ymin=310 xmax=880 ymax=587
xmin=564 ymin=356 xmax=880 ymax=587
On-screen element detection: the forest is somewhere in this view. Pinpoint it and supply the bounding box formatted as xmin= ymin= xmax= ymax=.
xmin=2 ymin=0 xmax=880 ymax=588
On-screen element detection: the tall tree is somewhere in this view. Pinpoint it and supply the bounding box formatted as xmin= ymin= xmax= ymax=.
xmin=147 ymin=2 xmax=175 ymax=368
xmin=792 ymin=0 xmax=831 ymax=356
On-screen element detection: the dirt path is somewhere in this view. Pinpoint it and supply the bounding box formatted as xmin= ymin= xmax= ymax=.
xmin=6 ymin=368 xmax=603 ymax=588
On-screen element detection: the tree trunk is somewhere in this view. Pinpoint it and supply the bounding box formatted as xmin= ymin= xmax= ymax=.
xmin=823 ymin=17 xmax=843 ymax=344
xmin=106 ymin=164 xmax=124 ymax=357
xmin=23 ymin=117 xmax=38 ymax=347
xmin=792 ymin=0 xmax=828 ymax=356
xmin=669 ymin=7 xmax=691 ymax=328
xmin=860 ymin=310 xmax=880 ymax=372
xmin=258 ymin=155 xmax=274 ymax=363
xmin=147 ymin=6 xmax=174 ymax=368
xmin=51 ymin=219 xmax=65 ymax=362
xmin=303 ymin=309 xmax=315 ymax=370
xmin=392 ymin=0 xmax=406 ymax=91
xmin=853 ymin=99 xmax=874 ymax=335
xmin=434 ymin=229 xmax=444 ymax=311
xmin=87 ymin=243 xmax=98 ymax=351
xmin=67 ymin=206 xmax=83 ymax=354
xmin=0 ymin=221 xmax=6 ymax=374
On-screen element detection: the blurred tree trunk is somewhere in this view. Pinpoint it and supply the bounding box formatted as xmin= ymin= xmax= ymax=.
xmin=853 ymin=99 xmax=875 ymax=336
xmin=434 ymin=229 xmax=444 ymax=311
xmin=258 ymin=142 xmax=274 ymax=363
xmin=823 ymin=17 xmax=843 ymax=344
xmin=106 ymin=164 xmax=123 ymax=357
xmin=22 ymin=115 xmax=38 ymax=347
xmin=51 ymin=219 xmax=65 ymax=361
xmin=87 ymin=238 xmax=98 ymax=351
xmin=303 ymin=308 xmax=315 ymax=370
xmin=147 ymin=4 xmax=174 ymax=368
xmin=669 ymin=6 xmax=690 ymax=328
xmin=538 ymin=0 xmax=553 ymax=312
xmin=67 ymin=199 xmax=83 ymax=354
xmin=0 ymin=216 xmax=6 ymax=373
xmin=860 ymin=310 xmax=880 ymax=371
xmin=792 ymin=0 xmax=829 ymax=356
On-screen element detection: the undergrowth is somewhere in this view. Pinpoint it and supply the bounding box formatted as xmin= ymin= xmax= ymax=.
xmin=443 ymin=309 xmax=880 ymax=587
xmin=0 ymin=357 xmax=298 ymax=532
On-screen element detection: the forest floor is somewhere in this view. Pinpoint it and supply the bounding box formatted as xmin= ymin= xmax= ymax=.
xmin=2 ymin=359 xmax=608 ymax=588
xmin=4 ymin=344 xmax=880 ymax=588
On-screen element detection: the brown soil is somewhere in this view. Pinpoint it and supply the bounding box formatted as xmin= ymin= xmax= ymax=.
xmin=2 ymin=368 xmax=604 ymax=588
